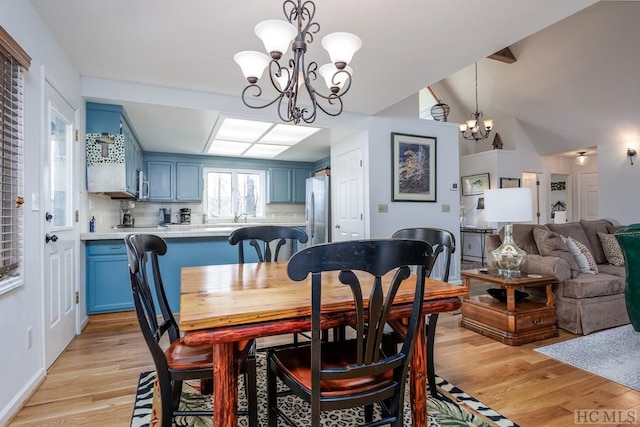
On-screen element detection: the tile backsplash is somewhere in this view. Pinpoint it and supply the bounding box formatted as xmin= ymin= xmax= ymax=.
xmin=87 ymin=194 xmax=305 ymax=231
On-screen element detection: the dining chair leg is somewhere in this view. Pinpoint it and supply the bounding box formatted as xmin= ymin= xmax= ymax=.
xmin=244 ymin=355 xmax=258 ymax=427
xmin=200 ymin=378 xmax=213 ymax=395
xmin=364 ymin=404 xmax=373 ymax=422
xmin=426 ymin=313 xmax=439 ymax=398
xmin=267 ymin=354 xmax=279 ymax=427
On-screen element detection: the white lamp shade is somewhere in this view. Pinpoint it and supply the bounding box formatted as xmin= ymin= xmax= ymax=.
xmin=483 ymin=119 xmax=494 ymax=130
xmin=254 ymin=20 xmax=297 ymax=57
xmin=321 ymin=32 xmax=362 ymax=66
xmin=484 ymin=187 xmax=533 ymax=223
xmin=234 ymin=51 xmax=270 ymax=81
xmin=319 ymin=64 xmax=352 ymax=90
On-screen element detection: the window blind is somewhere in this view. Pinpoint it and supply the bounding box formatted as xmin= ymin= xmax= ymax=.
xmin=0 ymin=27 xmax=27 ymax=293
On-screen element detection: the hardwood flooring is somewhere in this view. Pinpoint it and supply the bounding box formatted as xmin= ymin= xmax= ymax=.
xmin=7 ymin=310 xmax=640 ymax=426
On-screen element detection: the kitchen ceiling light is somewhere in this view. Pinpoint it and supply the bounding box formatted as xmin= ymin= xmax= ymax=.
xmin=207 ymin=140 xmax=252 ymax=156
xmin=575 ymin=151 xmax=589 ymax=166
xmin=459 ymin=62 xmax=493 ymax=142
xmin=244 ymin=144 xmax=290 ymax=158
xmin=215 ymin=118 xmax=272 ymax=143
xmin=260 ymin=124 xmax=321 ymax=145
xmin=234 ymin=0 xmax=361 ymax=124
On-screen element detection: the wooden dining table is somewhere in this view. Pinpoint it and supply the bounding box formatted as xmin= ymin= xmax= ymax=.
xmin=179 ymin=261 xmax=467 ymax=427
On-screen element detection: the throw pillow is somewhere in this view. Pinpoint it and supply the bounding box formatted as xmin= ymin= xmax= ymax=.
xmin=564 ymin=236 xmax=598 ymax=274
xmin=532 ymin=227 xmax=579 ymax=278
xmin=598 ymin=232 xmax=625 ymax=266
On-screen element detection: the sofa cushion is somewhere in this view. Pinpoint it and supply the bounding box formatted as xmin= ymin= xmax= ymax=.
xmin=565 ymin=237 xmax=598 ymax=274
xmin=597 ymin=232 xmax=625 ymax=266
xmin=580 ymin=219 xmax=613 ymax=264
xmin=532 ymin=227 xmax=579 ymax=278
xmin=561 ymin=273 xmax=625 ymax=298
xmin=547 ymin=222 xmax=591 ymax=251
xmin=597 ymin=264 xmax=625 ymax=278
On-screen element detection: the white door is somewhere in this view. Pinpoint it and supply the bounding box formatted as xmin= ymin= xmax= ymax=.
xmin=332 ymin=148 xmax=364 ymax=241
xmin=579 ymin=172 xmax=599 ymax=220
xmin=43 ymin=82 xmax=78 ymax=368
xmin=522 ymin=172 xmax=541 ymax=224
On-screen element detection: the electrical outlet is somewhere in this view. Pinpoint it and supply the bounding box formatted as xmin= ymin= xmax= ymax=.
xmin=27 ymin=327 xmax=32 ymax=349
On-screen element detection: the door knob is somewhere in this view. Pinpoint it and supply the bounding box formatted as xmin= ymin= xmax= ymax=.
xmin=335 ymin=224 xmax=341 ymax=229
xmin=45 ymin=233 xmax=58 ymax=243
xmin=45 ymin=212 xmax=53 ymax=222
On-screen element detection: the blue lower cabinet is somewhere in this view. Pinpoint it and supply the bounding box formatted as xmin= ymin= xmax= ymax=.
xmin=86 ymin=237 xmax=244 ymax=314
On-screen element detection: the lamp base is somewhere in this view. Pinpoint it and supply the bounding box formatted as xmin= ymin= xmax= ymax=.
xmin=491 ymin=223 xmax=527 ymax=278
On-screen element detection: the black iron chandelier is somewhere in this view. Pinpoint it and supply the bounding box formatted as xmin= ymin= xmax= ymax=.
xmin=234 ymin=0 xmax=362 ymax=124
xmin=459 ymin=62 xmax=493 ymax=142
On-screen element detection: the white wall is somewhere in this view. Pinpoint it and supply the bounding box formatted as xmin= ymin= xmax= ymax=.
xmin=598 ymin=144 xmax=639 ymax=225
xmin=0 ymin=1 xmax=81 ymax=423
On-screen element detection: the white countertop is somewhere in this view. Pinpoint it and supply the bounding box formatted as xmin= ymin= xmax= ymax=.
xmin=80 ymin=222 xmax=306 ymax=241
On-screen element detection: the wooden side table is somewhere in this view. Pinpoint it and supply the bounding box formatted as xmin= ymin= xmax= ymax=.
xmin=460 ymin=269 xmax=558 ymax=346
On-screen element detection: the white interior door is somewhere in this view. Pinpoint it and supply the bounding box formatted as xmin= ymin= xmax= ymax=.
xmin=332 ymin=148 xmax=364 ymax=241
xmin=522 ymin=172 xmax=541 ymax=224
xmin=43 ymin=82 xmax=78 ymax=368
xmin=579 ymin=172 xmax=599 ymax=220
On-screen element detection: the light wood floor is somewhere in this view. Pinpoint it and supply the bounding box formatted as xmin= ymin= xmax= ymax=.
xmin=7 ymin=310 xmax=640 ymax=426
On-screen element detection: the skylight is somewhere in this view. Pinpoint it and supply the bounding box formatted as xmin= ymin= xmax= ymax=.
xmin=206 ymin=117 xmax=321 ymax=158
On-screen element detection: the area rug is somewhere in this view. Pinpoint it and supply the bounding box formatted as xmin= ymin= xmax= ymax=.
xmin=535 ymin=324 xmax=640 ymax=391
xmin=131 ymin=353 xmax=518 ymax=427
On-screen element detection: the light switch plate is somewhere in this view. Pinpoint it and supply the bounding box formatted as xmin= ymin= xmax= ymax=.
xmin=377 ymin=204 xmax=388 ymax=213
xmin=31 ymin=193 xmax=39 ymax=211
xmin=442 ymin=204 xmax=450 ymax=212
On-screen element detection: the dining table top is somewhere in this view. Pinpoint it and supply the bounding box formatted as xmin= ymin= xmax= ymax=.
xmin=179 ymin=261 xmax=468 ymax=333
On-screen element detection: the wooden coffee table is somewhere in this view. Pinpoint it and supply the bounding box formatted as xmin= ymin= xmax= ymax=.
xmin=460 ymin=269 xmax=559 ymax=345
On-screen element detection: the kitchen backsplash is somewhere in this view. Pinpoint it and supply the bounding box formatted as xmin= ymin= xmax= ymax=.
xmin=87 ymin=193 xmax=305 ymax=231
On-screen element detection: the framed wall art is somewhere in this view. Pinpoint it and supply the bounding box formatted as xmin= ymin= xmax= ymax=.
xmin=461 ymin=173 xmax=490 ymax=196
xmin=391 ymin=132 xmax=437 ymax=202
xmin=499 ymin=177 xmax=521 ymax=188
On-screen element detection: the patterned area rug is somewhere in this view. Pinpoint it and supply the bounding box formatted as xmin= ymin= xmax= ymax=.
xmin=535 ymin=324 xmax=640 ymax=391
xmin=131 ymin=353 xmax=518 ymax=427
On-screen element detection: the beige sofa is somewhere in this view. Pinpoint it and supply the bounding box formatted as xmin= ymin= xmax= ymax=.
xmin=485 ymin=219 xmax=629 ymax=335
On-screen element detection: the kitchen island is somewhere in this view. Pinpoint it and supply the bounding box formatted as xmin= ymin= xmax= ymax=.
xmin=82 ymin=223 xmax=305 ymax=314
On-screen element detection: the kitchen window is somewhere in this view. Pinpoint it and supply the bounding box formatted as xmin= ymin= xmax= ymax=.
xmin=203 ymin=168 xmax=265 ymax=220
xmin=0 ymin=27 xmax=30 ymax=295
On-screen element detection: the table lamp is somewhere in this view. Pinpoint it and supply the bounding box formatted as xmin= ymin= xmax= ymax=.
xmin=484 ymin=187 xmax=533 ymax=277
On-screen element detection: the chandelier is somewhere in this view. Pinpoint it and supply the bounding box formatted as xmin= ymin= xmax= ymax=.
xmin=234 ymin=0 xmax=362 ymax=125
xmin=459 ymin=62 xmax=493 ymax=141
xmin=575 ymin=151 xmax=589 ymax=166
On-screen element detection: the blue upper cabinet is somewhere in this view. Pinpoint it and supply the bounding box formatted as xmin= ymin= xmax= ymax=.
xmin=144 ymin=155 xmax=203 ymax=202
xmin=86 ymin=102 xmax=143 ymax=199
xmin=267 ymin=167 xmax=312 ymax=203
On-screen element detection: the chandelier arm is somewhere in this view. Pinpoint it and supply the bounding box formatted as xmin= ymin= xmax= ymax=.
xmin=240 ymin=84 xmax=284 ymax=110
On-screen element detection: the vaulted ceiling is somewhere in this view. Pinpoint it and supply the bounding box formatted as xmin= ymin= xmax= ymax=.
xmin=29 ymin=0 xmax=632 ymax=162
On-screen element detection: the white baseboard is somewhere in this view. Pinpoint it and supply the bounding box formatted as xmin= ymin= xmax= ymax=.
xmin=0 ymin=367 xmax=46 ymax=425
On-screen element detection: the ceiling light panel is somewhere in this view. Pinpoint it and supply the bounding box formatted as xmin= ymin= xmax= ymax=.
xmin=244 ymin=144 xmax=290 ymax=158
xmin=216 ymin=118 xmax=273 ymax=142
xmin=207 ymin=140 xmax=251 ymax=156
xmin=260 ymin=124 xmax=321 ymax=145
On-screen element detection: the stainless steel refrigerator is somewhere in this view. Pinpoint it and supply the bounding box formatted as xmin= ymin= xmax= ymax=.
xmin=305 ymin=175 xmax=331 ymax=245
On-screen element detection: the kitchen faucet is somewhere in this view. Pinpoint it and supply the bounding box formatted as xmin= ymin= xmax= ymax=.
xmin=233 ymin=212 xmax=248 ymax=223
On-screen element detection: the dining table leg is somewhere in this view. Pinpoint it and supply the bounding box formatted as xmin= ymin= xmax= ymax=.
xmin=213 ymin=342 xmax=237 ymax=427
xmin=410 ymin=313 xmax=427 ymax=426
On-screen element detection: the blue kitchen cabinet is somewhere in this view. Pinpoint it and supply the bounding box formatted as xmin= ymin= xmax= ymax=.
xmin=144 ymin=158 xmax=202 ymax=202
xmin=86 ymin=237 xmax=247 ymax=314
xmin=86 ymin=102 xmax=122 ymax=134
xmin=176 ymin=162 xmax=203 ymax=201
xmin=146 ymin=160 xmax=174 ymax=201
xmin=86 ymin=240 xmax=132 ymax=314
xmin=268 ymin=167 xmax=312 ymax=203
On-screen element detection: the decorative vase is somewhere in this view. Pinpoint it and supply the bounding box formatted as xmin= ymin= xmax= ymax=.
xmin=615 ymin=224 xmax=640 ymax=331
xmin=491 ymin=223 xmax=527 ymax=278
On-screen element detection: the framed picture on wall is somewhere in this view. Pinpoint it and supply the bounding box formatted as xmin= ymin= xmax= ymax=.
xmin=391 ymin=132 xmax=437 ymax=202
xmin=461 ymin=173 xmax=490 ymax=196
xmin=499 ymin=177 xmax=521 ymax=188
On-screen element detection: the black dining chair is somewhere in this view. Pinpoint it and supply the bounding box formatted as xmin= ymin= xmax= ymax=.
xmin=228 ymin=225 xmax=308 ymax=263
xmin=125 ymin=234 xmax=258 ymax=427
xmin=388 ymin=227 xmax=456 ymax=398
xmin=266 ymin=239 xmax=437 ymax=427
xmin=229 ymin=225 xmax=312 ymax=344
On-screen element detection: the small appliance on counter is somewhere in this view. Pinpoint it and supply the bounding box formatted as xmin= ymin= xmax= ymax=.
xmin=179 ymin=208 xmax=191 ymax=224
xmin=159 ymin=207 xmax=172 ymax=225
xmin=119 ymin=200 xmax=135 ymax=228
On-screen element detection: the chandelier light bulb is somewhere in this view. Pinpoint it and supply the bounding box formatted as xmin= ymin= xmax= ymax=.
xmin=234 ymin=51 xmax=270 ymax=83
xmin=254 ymin=20 xmax=297 ymax=59
xmin=321 ymin=32 xmax=362 ymax=68
xmin=484 ymin=119 xmax=494 ymax=131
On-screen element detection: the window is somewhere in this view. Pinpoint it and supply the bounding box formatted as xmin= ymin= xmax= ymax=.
xmin=203 ymin=168 xmax=265 ymax=220
xmin=0 ymin=27 xmax=30 ymax=295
